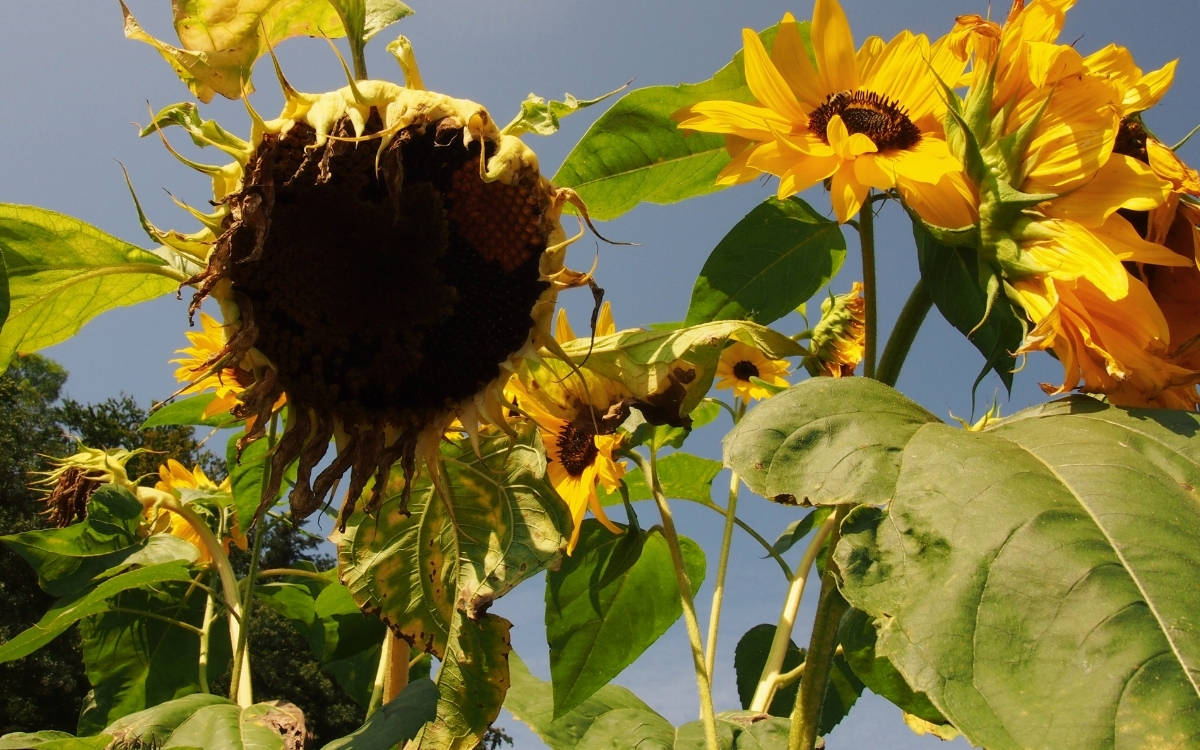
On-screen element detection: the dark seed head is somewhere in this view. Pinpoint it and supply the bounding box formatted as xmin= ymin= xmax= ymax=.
xmin=808 ymin=90 xmax=922 ymax=151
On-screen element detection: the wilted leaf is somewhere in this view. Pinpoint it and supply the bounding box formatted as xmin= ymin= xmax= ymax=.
xmin=686 ymin=197 xmax=846 ymax=326
xmin=828 ymin=393 xmax=1200 ymax=749
xmin=0 ymin=204 xmax=180 ymax=373
xmin=545 ymin=523 xmax=705 ymax=716
xmin=503 ymin=83 xmax=629 ymax=137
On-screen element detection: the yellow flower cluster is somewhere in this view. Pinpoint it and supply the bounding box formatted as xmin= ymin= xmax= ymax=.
xmin=682 ymin=0 xmax=1200 ymax=409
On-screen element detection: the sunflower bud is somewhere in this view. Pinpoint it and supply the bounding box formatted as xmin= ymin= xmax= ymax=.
xmin=805 ymin=282 xmax=866 ymax=378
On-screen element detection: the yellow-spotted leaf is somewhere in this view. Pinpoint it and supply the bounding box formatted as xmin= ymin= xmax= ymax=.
xmin=338 ymin=429 xmax=569 ymax=657
xmin=0 ymin=205 xmax=182 ymax=373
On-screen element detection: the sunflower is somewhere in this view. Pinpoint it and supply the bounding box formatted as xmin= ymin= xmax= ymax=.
xmin=153 ymin=75 xmax=588 ymax=526
xmin=715 ymin=340 xmax=791 ymax=402
xmin=145 ymin=459 xmax=246 ymax=565
xmin=677 ymin=0 xmax=966 ymax=223
xmin=804 ymin=281 xmax=865 ymax=377
xmin=509 ymin=305 xmax=629 ymax=553
xmin=171 ymin=311 xmax=279 ymax=422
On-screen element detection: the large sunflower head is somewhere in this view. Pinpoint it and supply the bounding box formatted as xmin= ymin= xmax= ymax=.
xmin=162 ymin=79 xmax=587 ymax=526
xmin=677 ymin=0 xmax=966 ymax=222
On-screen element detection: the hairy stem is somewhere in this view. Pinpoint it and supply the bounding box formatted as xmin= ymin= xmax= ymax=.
xmin=749 ymin=511 xmax=838 ymax=713
xmin=859 ymin=198 xmax=878 ymax=379
xmin=367 ymin=628 xmax=393 ymax=718
xmin=631 ymin=449 xmax=720 ymax=750
xmin=704 ymin=400 xmax=746 ymax=677
xmin=876 ymin=278 xmax=932 ymax=387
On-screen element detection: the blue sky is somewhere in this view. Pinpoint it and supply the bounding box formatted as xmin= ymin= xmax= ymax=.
xmin=3 ymin=1 xmax=1198 ymax=747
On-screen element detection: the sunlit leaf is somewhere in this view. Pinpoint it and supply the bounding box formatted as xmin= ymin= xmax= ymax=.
xmin=320 ymin=678 xmax=437 ymax=750
xmin=723 ymin=378 xmax=939 ymax=506
xmin=101 ymin=694 xmax=231 ymax=748
xmin=0 ymin=204 xmax=180 ymax=374
xmin=791 ymin=386 xmax=1200 ymax=749
xmin=598 ymin=451 xmax=722 ymax=508
xmin=553 ymin=26 xmax=796 ymax=221
xmin=339 ymin=429 xmax=569 ymax=657
xmin=145 ymin=700 xmax=299 ymax=749
xmin=686 ymin=198 xmax=846 ymax=326
xmin=545 ymin=523 xmax=705 ymax=716
xmin=558 ymin=320 xmax=805 ymax=426
xmin=0 ymin=562 xmax=193 ymax=664
xmin=143 ymin=393 xmax=234 ymax=429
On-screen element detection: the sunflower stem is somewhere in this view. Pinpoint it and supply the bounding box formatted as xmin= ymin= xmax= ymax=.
xmin=367 ymin=629 xmax=393 ymax=718
xmin=749 ymin=511 xmax=837 ymax=713
xmin=876 ymin=277 xmax=932 ymax=387
xmin=384 ymin=631 xmax=410 ymax=703
xmin=198 ymin=585 xmax=216 ymax=692
xmin=632 ymin=449 xmax=720 ymax=750
xmin=703 ymin=400 xmax=746 ymax=677
xmin=858 ymin=197 xmax=879 ymax=379
xmin=789 ymin=505 xmax=851 ymax=750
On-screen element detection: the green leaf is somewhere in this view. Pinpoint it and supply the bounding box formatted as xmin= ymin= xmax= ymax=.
xmin=339 ymin=429 xmax=570 ymax=656
xmin=2 ymin=486 xmax=150 ymax=597
xmin=144 ymin=393 xmax=237 ymax=428
xmin=723 ymin=378 xmax=939 ymax=506
xmin=559 ymin=320 xmax=805 ymax=425
xmin=505 ymin=652 xmax=675 ymax=749
xmin=731 ymin=624 xmax=861 ymax=733
xmin=602 ymin=451 xmax=722 ymax=508
xmin=415 ymin=613 xmax=512 ymax=749
xmin=686 ymin=198 xmax=846 ymax=326
xmin=0 ymin=204 xmax=180 ymax=373
xmin=769 ymin=507 xmax=831 ymax=557
xmin=504 ymin=83 xmax=629 ymax=137
xmin=837 ymin=608 xmax=946 ymax=726
xmin=139 ymin=102 xmax=250 ymax=156
xmin=0 ymin=733 xmax=110 ymax=750
xmin=545 ymin=524 xmax=706 ymax=716
xmin=552 ymin=25 xmax=791 ymax=221
xmin=102 ymin=693 xmax=232 ymax=748
xmin=0 ymin=562 xmax=193 ymax=664
xmin=146 ymin=701 xmax=298 ymax=749
xmin=914 ymin=220 xmax=1022 ymax=392
xmin=226 ymin=428 xmax=294 ymax=527
xmin=833 ymin=395 xmax=1200 ymax=749
xmin=626 ymin=399 xmax=723 ymax=452
xmin=321 ymin=678 xmax=438 ymax=750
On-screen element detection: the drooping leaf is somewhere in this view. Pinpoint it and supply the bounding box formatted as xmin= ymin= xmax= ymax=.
xmin=558 ymin=320 xmax=805 ymax=425
xmin=505 ymin=652 xmax=675 ymax=749
xmin=545 ymin=523 xmax=706 ymax=716
xmin=414 ymin=612 xmax=512 ymax=749
xmin=101 ymin=693 xmax=231 ymax=748
xmin=0 ymin=204 xmax=180 ymax=373
xmin=339 ymin=429 xmax=569 ymax=657
xmin=552 ymin=25 xmax=795 ymax=221
xmin=769 ymin=507 xmax=831 ymax=557
xmin=139 ymin=101 xmax=250 ymax=156
xmin=625 ymin=399 xmax=723 ymax=452
xmin=0 ymin=562 xmax=193 ymax=664
xmin=503 ymin=83 xmax=630 ymax=137
xmin=76 ymin=581 xmax=229 ymax=733
xmin=914 ymin=220 xmax=1022 ymax=392
xmin=825 ymin=392 xmax=1200 ymax=749
xmin=686 ymin=198 xmax=846 ymax=325
xmin=121 ymin=0 xmax=410 ymax=103
xmin=723 ymin=378 xmax=939 ymax=506
xmin=321 ymin=678 xmax=438 ymax=750
xmin=837 ymin=608 xmax=947 ymax=726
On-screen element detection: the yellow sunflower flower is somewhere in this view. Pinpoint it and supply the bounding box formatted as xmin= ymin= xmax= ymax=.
xmin=510 ymin=307 xmax=630 ymax=553
xmin=677 ymin=0 xmax=966 ymax=223
xmin=804 ymin=281 xmax=866 ymax=377
xmin=145 ymin=459 xmax=246 ymax=565
xmin=715 ymin=340 xmax=791 ymax=401
xmin=171 ymin=311 xmax=277 ymax=421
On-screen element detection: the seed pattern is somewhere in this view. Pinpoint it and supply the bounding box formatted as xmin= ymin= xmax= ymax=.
xmin=808 ymin=90 xmax=922 ymax=151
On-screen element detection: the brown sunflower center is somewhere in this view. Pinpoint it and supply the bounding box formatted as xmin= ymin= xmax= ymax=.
xmin=557 ymin=420 xmax=599 ymax=477
xmin=733 ymin=360 xmax=760 ymax=382
xmin=808 ymin=90 xmax=922 ymax=151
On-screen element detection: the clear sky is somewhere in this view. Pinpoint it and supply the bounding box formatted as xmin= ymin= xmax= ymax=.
xmin=3 ymin=1 xmax=1198 ymax=747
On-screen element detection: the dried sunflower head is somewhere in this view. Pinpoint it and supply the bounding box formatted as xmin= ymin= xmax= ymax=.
xmin=165 ymin=80 xmax=588 ymax=526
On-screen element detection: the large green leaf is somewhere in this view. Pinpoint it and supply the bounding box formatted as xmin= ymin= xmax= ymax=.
xmin=0 ymin=561 xmax=193 ymax=664
xmin=144 ymin=701 xmax=300 ymax=749
xmin=723 ymin=378 xmax=940 ymax=506
xmin=545 ymin=523 xmax=706 ymax=716
xmin=121 ymin=0 xmax=411 ymax=102
xmin=558 ymin=320 xmax=805 ymax=425
xmin=915 ymin=221 xmax=1022 ymax=391
xmin=0 ymin=733 xmax=109 ymax=750
xmin=597 ymin=451 xmax=722 ymax=508
xmin=686 ymin=198 xmax=846 ymax=326
xmin=0 ymin=205 xmax=180 ymax=373
xmin=77 ymin=582 xmax=225 ymax=734
xmin=101 ymin=693 xmax=231 ymax=748
xmin=824 ymin=392 xmax=1200 ymax=749
xmin=321 ymin=678 xmax=437 ymax=750
xmin=836 ymin=608 xmax=947 ymax=727
xmin=552 ymin=26 xmax=793 ymax=221
xmin=339 ymin=429 xmax=570 ymax=656
xmin=414 ymin=612 xmax=512 ymax=749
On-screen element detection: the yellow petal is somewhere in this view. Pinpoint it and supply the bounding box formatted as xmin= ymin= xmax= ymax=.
xmin=813 ymin=0 xmax=859 ymax=93
xmin=742 ymin=27 xmax=808 ymax=123
xmin=826 ymin=115 xmax=877 ymax=159
xmin=771 ymin=12 xmax=827 ymax=109
xmin=830 ymin=164 xmax=870 ymax=223
xmin=677 ymin=99 xmax=791 ymax=140
xmin=1045 ymin=154 xmax=1168 ymax=226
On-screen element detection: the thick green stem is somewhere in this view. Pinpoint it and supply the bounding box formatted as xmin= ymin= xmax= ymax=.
xmin=703 ymin=400 xmax=746 ymax=677
xmin=367 ymin=629 xmax=393 ymax=718
xmin=875 ymin=278 xmax=932 ymax=387
xmin=858 ymin=199 xmax=878 ymax=379
xmin=197 ymin=587 xmax=216 ymax=693
xmin=789 ymin=506 xmax=852 ymax=750
xmin=749 ymin=512 xmax=837 ymax=713
xmin=632 ymin=450 xmax=720 ymax=750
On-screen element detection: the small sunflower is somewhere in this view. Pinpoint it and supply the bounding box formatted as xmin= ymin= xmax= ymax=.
xmin=33 ymin=447 xmax=140 ymax=527
xmin=804 ymin=281 xmax=865 ymax=377
xmin=715 ymin=340 xmax=791 ymax=402
xmin=155 ymin=77 xmax=588 ymax=525
xmin=171 ymin=311 xmax=279 ymax=422
xmin=145 ymin=459 xmax=246 ymax=565
xmin=677 ymin=0 xmax=966 ymax=222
